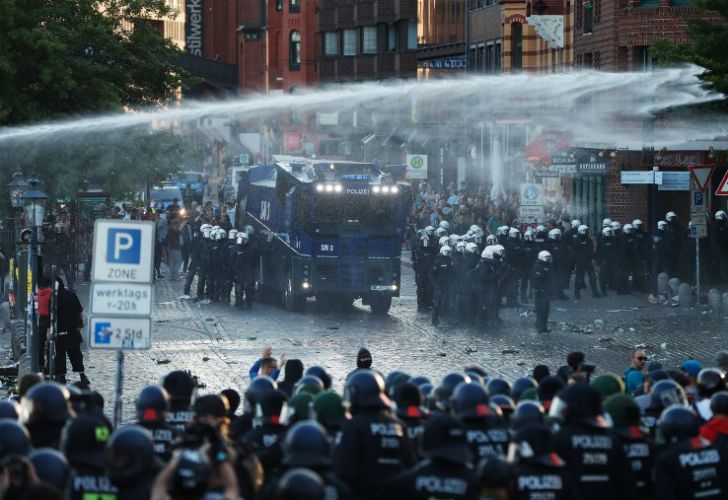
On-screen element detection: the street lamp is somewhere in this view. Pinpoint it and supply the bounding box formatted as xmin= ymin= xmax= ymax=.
xmin=9 ymin=171 xmax=28 ymax=209
xmin=20 ymin=174 xmax=47 ymax=373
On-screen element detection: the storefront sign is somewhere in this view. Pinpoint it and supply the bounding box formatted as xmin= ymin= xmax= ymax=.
xmin=577 ymin=151 xmax=607 ymax=174
xmin=185 ymin=0 xmax=203 ymax=56
xmin=284 ymin=132 xmax=302 ymax=152
xmin=420 ymin=57 xmax=467 ymax=70
xmin=658 ymin=171 xmax=690 ymax=191
xmin=550 ymin=150 xmax=577 ymax=175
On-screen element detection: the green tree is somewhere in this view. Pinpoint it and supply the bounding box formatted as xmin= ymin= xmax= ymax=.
xmin=0 ymin=0 xmax=194 ymax=125
xmin=651 ymin=0 xmax=728 ymax=98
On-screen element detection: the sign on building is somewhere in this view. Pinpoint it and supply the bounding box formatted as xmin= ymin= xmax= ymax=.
xmin=406 ymin=155 xmax=428 ymax=179
xmin=658 ymin=171 xmax=690 ymax=191
xmin=185 ymin=0 xmax=203 ymax=56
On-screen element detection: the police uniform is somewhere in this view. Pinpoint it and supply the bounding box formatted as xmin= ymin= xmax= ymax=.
xmin=138 ymin=420 xmax=176 ymax=462
xmin=166 ymin=406 xmax=195 ymax=434
xmin=654 ymin=437 xmax=728 ymax=500
xmin=613 ymin=426 xmax=655 ymax=499
xmin=596 ymin=233 xmax=617 ymax=296
xmin=243 ymin=421 xmax=287 ymax=478
xmin=573 ymin=234 xmax=599 ymax=299
xmin=531 ymin=259 xmax=552 ymax=333
xmin=510 ymin=460 xmax=579 ymax=500
xmin=382 ymin=460 xmax=479 ymax=500
xmin=414 ymin=236 xmax=436 ymax=310
xmin=430 ymin=252 xmax=454 ymax=326
xmin=67 ymin=465 xmax=119 ymax=500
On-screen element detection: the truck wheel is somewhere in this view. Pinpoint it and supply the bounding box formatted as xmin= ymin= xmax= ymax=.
xmin=370 ymin=294 xmax=392 ymax=315
xmin=284 ymin=273 xmax=306 ymax=312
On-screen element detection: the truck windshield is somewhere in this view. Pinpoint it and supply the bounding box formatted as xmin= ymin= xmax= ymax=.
xmin=313 ymin=195 xmax=397 ymax=229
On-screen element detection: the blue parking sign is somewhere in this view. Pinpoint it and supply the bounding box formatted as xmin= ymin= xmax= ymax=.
xmin=106 ymin=228 xmax=141 ymax=264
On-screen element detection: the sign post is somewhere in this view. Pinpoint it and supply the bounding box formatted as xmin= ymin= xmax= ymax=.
xmin=689 ymin=171 xmax=709 ymax=305
xmin=90 ymin=220 xmax=155 ymax=427
xmin=406 ymin=155 xmax=428 ymax=180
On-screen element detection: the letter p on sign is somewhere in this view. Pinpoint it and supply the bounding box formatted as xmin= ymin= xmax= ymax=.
xmin=107 ymin=229 xmax=141 ymax=264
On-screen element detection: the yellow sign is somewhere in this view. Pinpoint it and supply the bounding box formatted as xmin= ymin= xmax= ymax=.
xmin=9 ymin=258 xmax=14 ymax=277
xmin=27 ymin=268 xmax=32 ymax=294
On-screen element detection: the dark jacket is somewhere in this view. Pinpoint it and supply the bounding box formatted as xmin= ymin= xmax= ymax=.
xmin=278 ymin=359 xmax=304 ymax=397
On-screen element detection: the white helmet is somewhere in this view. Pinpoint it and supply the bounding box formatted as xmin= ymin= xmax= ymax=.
xmin=632 ymin=219 xmax=643 ymax=228
xmin=492 ymin=244 xmax=505 ymax=259
xmin=548 ymin=228 xmax=561 ymax=240
xmin=449 ymin=234 xmax=459 ymax=246
xmin=438 ymin=236 xmax=449 ymax=247
xmin=571 ymin=219 xmax=582 ymax=229
xmin=496 ymin=226 xmax=509 ymax=236
xmin=228 ymin=229 xmax=238 ymax=240
xmin=578 ymin=225 xmax=589 ymax=235
xmin=666 ymin=211 xmax=677 ymax=221
xmin=456 ymin=241 xmax=467 ymax=253
xmin=481 ymin=246 xmax=494 ymax=260
xmin=435 ymin=227 xmax=447 ymax=238
xmin=214 ymin=228 xmax=224 ymax=240
xmin=523 ymin=228 xmax=534 ymax=242
xmin=610 ymin=221 xmax=621 ymax=231
xmin=202 ymin=227 xmax=212 ymax=239
xmin=602 ymin=227 xmax=613 ymax=237
xmin=657 ymin=220 xmax=667 ymax=230
xmin=419 ymin=234 xmax=431 ymax=247
xmin=469 ymin=225 xmax=481 ymax=233
xmin=486 ymin=234 xmax=497 ymax=245
xmin=509 ymin=228 xmax=521 ymax=239
xmin=425 ymin=225 xmax=435 ymax=236
xmin=212 ymin=225 xmax=221 ymax=232
xmin=538 ymin=250 xmax=552 ymax=263
xmin=236 ymin=232 xmax=249 ymax=244
xmin=623 ymin=223 xmax=634 ymax=234
xmin=602 ymin=218 xmax=612 ymax=228
xmin=440 ymin=245 xmax=452 ymax=256
xmin=536 ymin=225 xmax=546 ymax=233
xmin=245 ymin=225 xmax=254 ymax=234
xmin=715 ymin=210 xmax=726 ymax=221
xmin=439 ymin=221 xmax=450 ymax=230
xmin=465 ymin=242 xmax=479 ymax=254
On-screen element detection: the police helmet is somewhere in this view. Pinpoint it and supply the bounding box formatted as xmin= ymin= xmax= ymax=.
xmin=199 ymin=223 xmax=211 ymax=232
xmin=509 ymin=423 xmax=563 ymax=467
xmin=537 ymin=250 xmax=552 ymax=263
xmin=107 ymin=426 xmax=158 ymax=487
xmin=237 ymin=232 xmax=249 ymax=244
xmin=136 ymin=385 xmax=170 ymax=423
xmin=193 ymin=394 xmax=228 ymax=419
xmin=650 ymin=379 xmax=688 ymax=410
xmin=470 ymin=224 xmax=481 ymax=233
xmin=710 ymin=391 xmax=728 ymax=415
xmin=523 ymin=228 xmax=534 ymax=241
xmin=21 ymin=382 xmax=73 ymax=427
xmin=393 ymin=383 xmax=428 ymax=420
xmin=492 ymin=244 xmax=505 ymax=259
xmin=439 ymin=220 xmax=450 ymax=230
xmin=228 ymin=229 xmax=238 ymax=240
xmin=538 ymin=375 xmax=565 ymax=404
xmin=305 ymin=366 xmax=332 ymax=390
xmin=657 ymin=220 xmax=667 ymax=230
xmin=422 ymin=414 xmax=472 ymax=465
xmin=577 ymin=224 xmax=589 ymax=235
xmin=0 ymin=400 xmax=20 ymax=420
xmin=244 ymin=224 xmax=254 ymax=235
xmin=424 ymin=225 xmax=435 ymax=236
xmin=465 ymin=242 xmax=479 ymax=254
xmin=549 ymin=384 xmax=608 ymax=428
xmin=162 ymin=371 xmax=196 ymax=406
xmin=535 ymin=224 xmax=546 ymax=234
xmin=276 ymin=468 xmax=325 ymax=500
xmin=211 ymin=225 xmax=221 ymax=232
xmin=491 ymin=394 xmax=516 ymax=417
xmin=477 ymin=457 xmax=511 ymax=489
xmin=344 ymin=370 xmax=390 ymax=411
xmin=603 ymin=394 xmax=641 ymax=429
xmin=464 ymin=370 xmax=485 ymax=387
xmin=29 ymin=448 xmax=70 ymax=491
xmin=284 ymin=393 xmax=314 ymax=425
xmin=313 ymin=391 xmax=348 ymax=429
xmin=657 ymin=405 xmax=699 ymax=444
xmin=434 ymin=372 xmax=472 ymax=412
xmin=666 ymin=211 xmax=677 ymax=221
xmin=438 ymin=236 xmax=449 ymax=247
xmin=481 ymin=246 xmax=494 ymax=260
xmin=623 ymin=223 xmax=634 ymax=234
xmin=384 ymin=371 xmax=411 ymax=397
xmin=448 ymin=234 xmax=459 ymax=247
xmin=255 ymin=389 xmax=288 ymax=424
xmin=487 ymin=378 xmax=512 ymax=397
xmin=548 ymin=228 xmax=561 ymax=240
xmin=452 ymin=382 xmax=491 ymax=420
xmin=602 ymin=218 xmax=612 ymax=228
xmin=716 ymin=210 xmax=727 ymax=221
xmin=509 ymin=228 xmax=521 ymax=239
xmin=171 ymin=450 xmax=211 ymax=498
xmin=610 ymin=221 xmax=621 ymax=231
xmin=282 ymin=421 xmax=332 ymax=467
xmin=486 ymin=234 xmax=497 ymax=245
xmin=440 ymin=245 xmax=452 ymax=257
xmin=511 ymin=401 xmax=545 ymax=430
xmin=245 ymin=376 xmax=278 ymax=408
xmin=435 ymin=227 xmax=447 ymax=238
xmin=602 ymin=227 xmax=613 ymax=237
xmin=571 ymin=219 xmax=581 ymax=229
xmin=61 ymin=414 xmax=112 ymax=469
xmin=512 ymin=377 xmax=539 ymax=402
xmin=202 ymin=227 xmax=212 ymax=239
xmin=294 ymin=375 xmax=325 ymax=397
xmin=409 ymin=375 xmax=432 ymax=387
xmin=632 ymin=219 xmax=643 ymax=228
xmin=0 ymin=419 xmax=31 ymax=458
xmin=456 ymin=241 xmax=467 ymax=253
xmin=697 ymin=368 xmax=726 ymax=396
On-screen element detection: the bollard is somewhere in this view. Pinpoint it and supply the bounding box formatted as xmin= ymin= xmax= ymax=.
xmin=668 ymin=278 xmax=681 ymax=297
xmin=658 ymin=273 xmax=670 ymax=296
xmin=678 ymin=283 xmax=693 ymax=308
xmin=709 ymin=289 xmax=722 ymax=314
xmin=723 ymin=293 xmax=728 ymax=320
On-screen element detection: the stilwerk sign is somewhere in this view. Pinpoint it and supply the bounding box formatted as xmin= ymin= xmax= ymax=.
xmin=186 ymin=0 xmax=203 ymax=56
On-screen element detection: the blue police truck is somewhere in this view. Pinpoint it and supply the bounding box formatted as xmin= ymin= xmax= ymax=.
xmin=238 ymin=156 xmax=410 ymax=314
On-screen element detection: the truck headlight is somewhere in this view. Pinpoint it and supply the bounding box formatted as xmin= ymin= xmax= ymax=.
xmin=382 ymin=186 xmax=390 ymax=194
xmin=316 ymin=184 xmax=324 ymax=192
xmin=391 ymin=186 xmax=399 ymax=194
xmin=373 ymin=185 xmax=381 ymax=194
xmin=325 ymin=184 xmax=334 ymax=193
xmin=334 ymin=184 xmax=343 ymax=193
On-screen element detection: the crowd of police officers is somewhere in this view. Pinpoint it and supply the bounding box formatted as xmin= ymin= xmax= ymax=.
xmin=413 ymin=210 xmax=728 ymax=331
xmin=3 ymin=353 xmax=728 ymax=500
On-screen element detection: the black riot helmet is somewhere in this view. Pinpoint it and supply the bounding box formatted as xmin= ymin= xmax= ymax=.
xmin=451 ymin=382 xmax=492 ymax=420
xmin=107 ymin=425 xmax=159 ymax=488
xmin=491 ymin=394 xmax=516 ymax=419
xmin=511 ymin=401 xmax=545 ymax=430
xmin=344 ymin=370 xmax=390 ymax=412
xmin=61 ymin=414 xmax=112 ymax=469
xmin=409 ymin=376 xmax=431 ymax=387
xmin=21 ymin=382 xmax=73 ymax=426
xmin=0 ymin=418 xmax=32 ymax=458
xmin=422 ymin=413 xmax=472 ymax=466
xmin=393 ymin=383 xmax=428 ymax=420
xmin=486 ymin=378 xmax=512 ymax=398
xmin=276 ymin=468 xmax=325 ymax=500
xmin=255 ymin=389 xmax=288 ymax=424
xmin=477 ymin=457 xmax=510 ymax=490
xmin=0 ymin=400 xmax=20 ymax=420
xmin=697 ymin=368 xmax=726 ymax=397
xmin=711 ymin=391 xmax=728 ymax=415
xmin=385 ymin=371 xmax=411 ymax=397
xmin=294 ymin=375 xmax=325 ymax=397
xmin=549 ymin=384 xmax=608 ymax=428
xmin=305 ymin=366 xmax=332 ymax=390
xmin=538 ymin=376 xmax=565 ymax=404
xmin=282 ymin=421 xmax=332 ymax=468
xmin=509 ymin=423 xmax=563 ymax=467
xmin=29 ymin=448 xmax=70 ymax=492
xmin=650 ymin=379 xmax=688 ymax=411
xmin=171 ymin=450 xmax=211 ymax=499
xmin=512 ymin=377 xmax=538 ymax=402
xmin=162 ymin=371 xmax=197 ymax=408
xmin=245 ymin=376 xmax=278 ymax=411
xmin=435 ymin=372 xmax=472 ymax=412
xmin=136 ymin=385 xmax=170 ymax=423
xmin=193 ymin=394 xmax=228 ymax=419
xmin=657 ymin=405 xmax=700 ymax=444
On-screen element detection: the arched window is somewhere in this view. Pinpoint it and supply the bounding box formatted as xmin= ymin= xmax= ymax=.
xmin=289 ymin=31 xmax=301 ymax=70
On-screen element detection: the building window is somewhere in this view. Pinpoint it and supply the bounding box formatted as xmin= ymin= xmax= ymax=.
xmin=363 ymin=26 xmax=377 ymax=54
xmin=407 ymin=20 xmax=417 ymax=50
xmin=324 ymin=32 xmax=338 ymax=56
xmin=387 ymin=23 xmax=397 ymax=51
xmin=635 ymin=46 xmax=653 ymax=71
xmin=289 ymin=31 xmax=301 ymax=70
xmin=584 ymin=1 xmax=593 ymax=33
xmin=276 ymin=0 xmax=282 ymax=11
xmin=511 ymin=23 xmax=522 ymax=72
xmin=290 ymin=0 xmax=300 ymax=13
xmin=575 ymin=0 xmax=583 ymax=27
xmin=343 ymin=29 xmax=357 ymax=56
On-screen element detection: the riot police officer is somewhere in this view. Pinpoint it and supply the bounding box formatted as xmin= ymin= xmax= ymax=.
xmin=550 ymin=384 xmax=636 ymax=499
xmin=333 ymin=370 xmax=415 ymax=499
xmin=619 ymin=223 xmax=638 ymax=293
xmin=220 ymin=229 xmax=239 ymax=304
xmin=596 ymin=226 xmax=617 ymax=296
xmin=393 ymin=382 xmax=429 ymax=452
xmin=573 ymin=225 xmax=601 ymax=299
xmin=545 ymin=229 xmax=568 ymax=300
xmin=135 ymin=384 xmax=176 ymax=462
xmin=665 ymin=211 xmax=683 ymax=278
xmin=414 ymin=227 xmax=437 ymax=311
xmin=654 ymin=405 xmax=728 ymax=500
xmin=107 ymin=426 xmax=162 ymax=499
xmin=195 ymin=224 xmax=214 ymax=300
xmin=243 ymin=389 xmax=289 ymax=478
xmin=656 ymin=220 xmax=670 ymax=276
xmin=21 ymin=382 xmax=74 ymax=448
xmin=632 ymin=219 xmax=649 ymax=291
xmin=183 ymin=223 xmax=209 ymax=298
xmin=381 ymin=414 xmax=479 ymax=500
xmin=431 ymin=245 xmax=454 ymax=326
xmin=452 ymin=382 xmax=510 ymax=461
xmin=162 ymin=370 xmax=197 ymax=433
xmin=461 ymin=243 xmax=481 ymax=321
xmin=234 ymin=231 xmax=257 ymax=308
xmin=62 ymin=414 xmax=118 ymax=500
xmin=531 ymin=250 xmax=553 ymax=333
xmin=475 ymin=247 xmax=499 ymax=327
